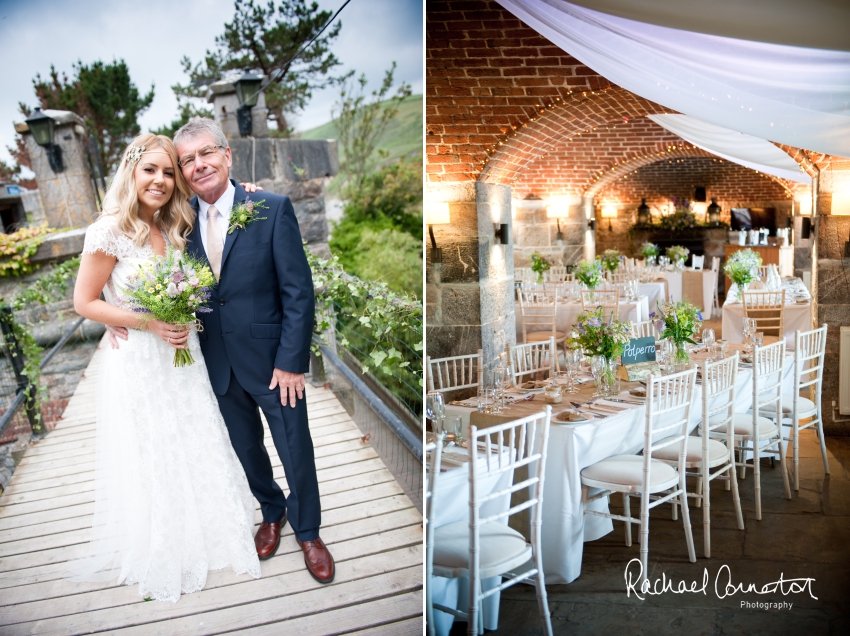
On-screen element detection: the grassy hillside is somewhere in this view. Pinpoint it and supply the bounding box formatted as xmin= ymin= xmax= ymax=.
xmin=299 ymin=94 xmax=422 ymax=162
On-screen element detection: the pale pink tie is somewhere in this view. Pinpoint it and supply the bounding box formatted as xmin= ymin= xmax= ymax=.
xmin=206 ymin=205 xmax=224 ymax=280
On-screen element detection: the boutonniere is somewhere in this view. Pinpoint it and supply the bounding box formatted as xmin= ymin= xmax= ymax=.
xmin=227 ymin=198 xmax=269 ymax=234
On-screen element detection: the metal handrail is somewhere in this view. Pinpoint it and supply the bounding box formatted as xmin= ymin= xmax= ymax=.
xmin=313 ymin=336 xmax=422 ymax=462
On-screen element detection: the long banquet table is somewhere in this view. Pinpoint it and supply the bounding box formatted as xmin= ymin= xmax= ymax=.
xmin=515 ymin=295 xmax=650 ymax=342
xmin=442 ymin=344 xmax=795 ymax=588
xmin=656 ymin=268 xmax=716 ymax=315
xmin=722 ymin=278 xmax=812 ymax=349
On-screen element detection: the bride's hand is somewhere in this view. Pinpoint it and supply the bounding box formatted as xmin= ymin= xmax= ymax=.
xmin=145 ymin=320 xmax=190 ymax=349
xmin=240 ymin=182 xmax=264 ymax=193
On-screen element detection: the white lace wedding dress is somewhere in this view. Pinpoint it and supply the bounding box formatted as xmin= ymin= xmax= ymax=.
xmin=70 ymin=215 xmax=261 ymax=602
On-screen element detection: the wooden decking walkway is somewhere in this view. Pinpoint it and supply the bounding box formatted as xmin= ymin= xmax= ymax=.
xmin=0 ymin=340 xmax=423 ymax=635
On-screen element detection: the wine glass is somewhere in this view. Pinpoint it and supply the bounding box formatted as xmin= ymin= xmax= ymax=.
xmin=701 ymin=328 xmax=715 ymax=347
xmin=446 ymin=416 xmax=465 ymax=446
xmin=425 ymin=391 xmax=445 ymax=436
xmin=742 ymin=317 xmax=757 ymax=350
xmin=590 ymin=356 xmax=605 ymax=395
xmin=656 ymin=339 xmax=671 ymax=374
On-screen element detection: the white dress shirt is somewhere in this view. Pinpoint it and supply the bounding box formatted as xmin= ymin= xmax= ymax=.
xmin=197 ymin=181 xmax=235 ymax=255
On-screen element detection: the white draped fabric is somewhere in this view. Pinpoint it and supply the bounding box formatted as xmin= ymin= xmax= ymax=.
xmin=496 ymin=0 xmax=850 ymax=157
xmin=648 ymin=114 xmax=811 ymax=184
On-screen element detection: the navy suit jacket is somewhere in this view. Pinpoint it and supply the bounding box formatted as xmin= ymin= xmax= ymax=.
xmin=186 ymin=180 xmax=315 ymax=395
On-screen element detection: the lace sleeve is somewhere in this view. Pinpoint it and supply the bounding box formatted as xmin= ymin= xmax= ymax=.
xmin=83 ymin=218 xmax=122 ymax=259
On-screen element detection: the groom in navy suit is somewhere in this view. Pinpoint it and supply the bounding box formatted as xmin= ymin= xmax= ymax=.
xmin=172 ymin=117 xmax=334 ymax=583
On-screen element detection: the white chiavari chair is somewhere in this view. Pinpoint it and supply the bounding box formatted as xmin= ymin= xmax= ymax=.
xmin=691 ymin=254 xmax=705 ymax=270
xmin=515 ymin=267 xmax=535 ymax=285
xmin=544 ymin=265 xmax=567 ymax=282
xmin=757 ymin=265 xmax=770 ymax=281
xmin=580 ymin=288 xmax=620 ymax=321
xmin=517 ymin=289 xmax=567 ymax=353
xmin=426 ymin=351 xmax=483 ymax=397
xmin=433 ymin=409 xmax=554 ymax=636
xmin=425 ymin=432 xmax=445 ymax=636
xmin=629 ymin=319 xmax=658 ymax=340
xmin=581 ymin=368 xmax=697 ymax=582
xmin=658 ymin=354 xmax=744 ymax=557
xmin=758 ymin=325 xmax=829 ymax=491
xmin=743 ymin=290 xmax=785 ymax=344
xmin=507 ymin=338 xmax=558 ymax=386
xmin=733 ymin=341 xmax=792 ymax=519
xmin=710 ymin=256 xmax=721 ymax=316
xmin=608 ymin=271 xmax=638 ymax=285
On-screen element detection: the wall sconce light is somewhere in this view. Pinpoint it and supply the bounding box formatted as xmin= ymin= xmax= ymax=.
xmin=588 ymin=219 xmax=596 ymax=232
xmin=832 ymin=192 xmax=850 ymax=216
xmin=425 ymin=201 xmax=451 ymax=264
xmin=493 ymin=223 xmax=509 ymax=244
xmin=547 ymin=197 xmax=574 ymax=246
xmin=637 ymin=198 xmax=651 ymax=225
xmin=601 ymin=204 xmax=617 ymax=232
xmin=25 ymin=107 xmax=64 ymax=172
xmin=795 ymin=193 xmax=812 ymax=216
xmin=707 ymin=198 xmax=721 ymax=225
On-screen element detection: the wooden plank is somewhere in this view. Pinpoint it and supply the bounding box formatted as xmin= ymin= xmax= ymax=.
xmin=4 ymin=567 xmax=423 ymax=636
xmin=227 ymin=592 xmax=423 ymax=636
xmin=0 ymin=492 xmax=414 ymax=588
xmin=0 ymin=522 xmax=420 ymax=607
xmin=0 ymin=503 xmax=93 ymax=534
xmin=0 ymin=537 xmax=421 ymax=628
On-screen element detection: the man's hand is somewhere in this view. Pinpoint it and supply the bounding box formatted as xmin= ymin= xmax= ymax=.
xmin=105 ymin=325 xmax=129 ymax=349
xmin=269 ymin=368 xmax=305 ymax=407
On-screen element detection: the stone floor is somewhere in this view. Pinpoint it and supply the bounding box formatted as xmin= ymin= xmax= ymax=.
xmin=449 ymin=311 xmax=850 ymax=635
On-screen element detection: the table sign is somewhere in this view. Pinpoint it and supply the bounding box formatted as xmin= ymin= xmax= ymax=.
xmin=618 ymin=337 xmax=660 ymax=381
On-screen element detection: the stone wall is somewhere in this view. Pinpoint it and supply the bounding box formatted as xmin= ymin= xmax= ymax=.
xmin=426 ymin=182 xmax=516 ymax=380
xmin=228 ymin=138 xmax=339 ymax=256
xmin=512 ymin=197 xmax=585 ymax=267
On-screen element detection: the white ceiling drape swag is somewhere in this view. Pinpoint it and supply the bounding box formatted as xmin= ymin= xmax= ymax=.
xmin=648 ymin=114 xmax=811 ymax=184
xmin=495 ymin=0 xmax=850 ymax=158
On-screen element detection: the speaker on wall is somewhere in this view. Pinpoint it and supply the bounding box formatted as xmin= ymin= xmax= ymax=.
xmin=694 ymin=187 xmax=707 ymax=202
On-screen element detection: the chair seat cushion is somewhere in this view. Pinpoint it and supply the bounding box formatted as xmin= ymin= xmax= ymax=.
xmin=653 ymin=436 xmax=730 ymax=466
xmin=433 ymin=521 xmax=530 ymax=577
xmin=526 ymin=331 xmax=566 ymax=342
xmin=581 ymin=455 xmax=678 ymax=493
xmin=708 ymin=413 xmax=777 ymax=439
xmin=757 ymin=394 xmax=817 ymax=418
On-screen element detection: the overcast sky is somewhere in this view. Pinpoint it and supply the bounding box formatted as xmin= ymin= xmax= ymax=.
xmin=0 ymin=0 xmax=423 ymax=168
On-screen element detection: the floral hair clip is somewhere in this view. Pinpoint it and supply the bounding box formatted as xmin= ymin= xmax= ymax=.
xmin=125 ymin=145 xmax=146 ymax=165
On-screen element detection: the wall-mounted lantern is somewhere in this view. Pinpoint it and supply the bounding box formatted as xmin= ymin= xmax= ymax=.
xmin=25 ymin=108 xmax=64 ymax=172
xmin=233 ymin=69 xmax=263 ymax=137
xmin=426 ymin=201 xmax=451 ymax=264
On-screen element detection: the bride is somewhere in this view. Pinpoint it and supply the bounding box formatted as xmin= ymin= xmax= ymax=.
xmin=72 ymin=132 xmax=261 ymax=602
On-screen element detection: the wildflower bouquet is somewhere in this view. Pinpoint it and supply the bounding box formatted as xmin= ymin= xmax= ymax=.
xmin=666 ymin=245 xmax=689 ymax=265
xmin=567 ymin=306 xmax=632 ymax=361
xmin=530 ymin=252 xmax=551 ymax=283
xmin=724 ymin=248 xmax=762 ymax=287
xmin=639 ymin=242 xmax=659 ymax=260
xmin=574 ymin=259 xmax=603 ymax=289
xmin=653 ymin=300 xmax=702 ymax=367
xmin=600 ymin=249 xmax=621 ymax=273
xmin=123 ymin=247 xmax=216 ymax=367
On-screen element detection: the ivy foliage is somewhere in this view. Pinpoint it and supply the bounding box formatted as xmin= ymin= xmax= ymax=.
xmin=0 ymin=256 xmax=82 ymax=433
xmin=305 ymin=244 xmax=422 ymax=383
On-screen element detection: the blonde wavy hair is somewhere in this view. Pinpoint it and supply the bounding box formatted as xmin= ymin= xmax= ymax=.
xmin=100 ymin=133 xmax=196 ymax=250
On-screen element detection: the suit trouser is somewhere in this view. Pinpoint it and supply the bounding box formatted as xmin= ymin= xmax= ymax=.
xmin=215 ymin=368 xmax=321 ymax=541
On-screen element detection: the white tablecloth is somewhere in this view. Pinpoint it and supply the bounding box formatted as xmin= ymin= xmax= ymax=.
xmin=446 ymin=352 xmax=795 ymax=588
xmin=516 ymin=296 xmax=650 ymax=342
xmin=430 ymin=447 xmax=514 ymax=636
xmin=657 ymin=269 xmax=717 ymax=315
xmin=721 ymin=281 xmax=812 ymax=349
xmin=638 ymin=282 xmax=666 ymax=314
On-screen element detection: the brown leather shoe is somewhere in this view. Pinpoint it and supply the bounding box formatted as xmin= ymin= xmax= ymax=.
xmin=296 ymin=536 xmax=335 ymax=583
xmin=254 ymin=511 xmax=287 ymax=560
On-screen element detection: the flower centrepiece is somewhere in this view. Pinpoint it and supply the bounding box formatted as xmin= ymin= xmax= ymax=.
xmin=639 ymin=242 xmax=659 ymax=261
xmin=666 ymin=245 xmax=689 ymax=266
xmin=530 ymin=252 xmax=552 ymax=283
xmin=574 ymin=259 xmax=603 ymax=290
xmin=123 ymin=247 xmax=216 ymax=366
xmin=724 ymin=248 xmax=762 ymax=292
xmin=653 ymin=300 xmax=703 ymax=369
xmin=228 ymin=198 xmax=269 ymax=234
xmin=568 ymin=306 xmax=632 ymax=395
xmin=600 ymin=249 xmax=621 ymax=273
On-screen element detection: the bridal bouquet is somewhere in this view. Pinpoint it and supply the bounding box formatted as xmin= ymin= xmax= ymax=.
xmin=574 ymin=259 xmax=603 ymax=289
xmin=600 ymin=249 xmax=622 ymax=273
xmin=123 ymin=248 xmax=216 ymax=367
